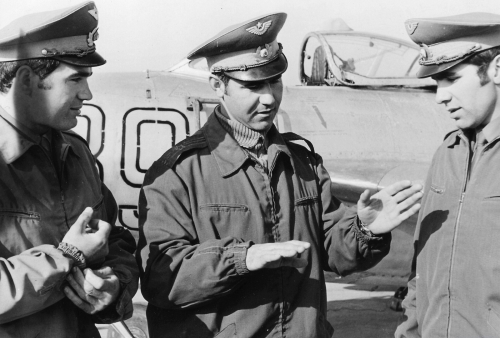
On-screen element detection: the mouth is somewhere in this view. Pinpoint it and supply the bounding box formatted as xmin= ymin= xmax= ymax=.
xmin=256 ymin=108 xmax=275 ymax=115
xmin=448 ymin=107 xmax=460 ymax=114
xmin=70 ymin=107 xmax=82 ymax=114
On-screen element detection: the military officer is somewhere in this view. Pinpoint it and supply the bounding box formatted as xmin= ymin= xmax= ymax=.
xmin=396 ymin=13 xmax=500 ymax=338
xmin=137 ymin=12 xmax=423 ymax=338
xmin=0 ymin=3 xmax=139 ymax=337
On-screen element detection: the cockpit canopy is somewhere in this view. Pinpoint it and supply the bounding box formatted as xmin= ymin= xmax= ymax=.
xmin=300 ymin=31 xmax=434 ymax=87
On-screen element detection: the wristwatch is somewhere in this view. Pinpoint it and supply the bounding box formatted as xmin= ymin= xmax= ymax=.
xmin=57 ymin=242 xmax=87 ymax=269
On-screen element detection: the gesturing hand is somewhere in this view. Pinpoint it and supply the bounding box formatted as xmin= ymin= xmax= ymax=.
xmin=357 ymin=180 xmax=423 ymax=235
xmin=64 ymin=266 xmax=120 ymax=315
xmin=246 ymin=240 xmax=311 ymax=271
xmin=61 ymin=207 xmax=111 ymax=265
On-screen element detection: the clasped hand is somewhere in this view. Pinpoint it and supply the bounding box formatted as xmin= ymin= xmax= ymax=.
xmin=64 ymin=266 xmax=120 ymax=315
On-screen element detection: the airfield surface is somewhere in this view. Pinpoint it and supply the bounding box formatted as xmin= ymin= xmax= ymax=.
xmin=325 ymin=271 xmax=405 ymax=338
xmin=100 ymin=271 xmax=405 ymax=338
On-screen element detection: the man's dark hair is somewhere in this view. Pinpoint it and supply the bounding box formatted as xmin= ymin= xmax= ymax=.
xmin=464 ymin=46 xmax=500 ymax=85
xmin=218 ymin=73 xmax=231 ymax=86
xmin=0 ymin=58 xmax=60 ymax=93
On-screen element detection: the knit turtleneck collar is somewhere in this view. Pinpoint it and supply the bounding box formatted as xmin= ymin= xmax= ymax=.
xmin=214 ymin=106 xmax=267 ymax=150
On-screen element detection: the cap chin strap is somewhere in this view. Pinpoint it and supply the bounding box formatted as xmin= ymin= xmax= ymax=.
xmin=211 ymin=43 xmax=283 ymax=74
xmin=219 ymin=97 xmax=235 ymax=121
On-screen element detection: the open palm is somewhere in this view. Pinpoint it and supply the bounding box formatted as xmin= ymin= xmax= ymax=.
xmin=357 ymin=180 xmax=423 ymax=235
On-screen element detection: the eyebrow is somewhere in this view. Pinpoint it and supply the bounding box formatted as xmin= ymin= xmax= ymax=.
xmin=68 ymin=70 xmax=93 ymax=78
xmin=432 ymin=71 xmax=457 ymax=81
xmin=243 ymin=76 xmax=282 ymax=86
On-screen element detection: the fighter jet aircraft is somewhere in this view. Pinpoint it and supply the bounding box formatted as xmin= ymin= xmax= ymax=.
xmin=83 ymin=22 xmax=455 ymax=337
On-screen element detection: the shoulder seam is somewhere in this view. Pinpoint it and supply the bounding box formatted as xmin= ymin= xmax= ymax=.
xmin=157 ymin=132 xmax=208 ymax=169
xmin=61 ymin=130 xmax=90 ymax=148
xmin=281 ymin=132 xmax=315 ymax=154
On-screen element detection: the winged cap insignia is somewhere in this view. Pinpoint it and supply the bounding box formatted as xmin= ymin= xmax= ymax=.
xmin=246 ymin=20 xmax=273 ymax=35
xmin=88 ymin=7 xmax=98 ymax=21
xmin=87 ymin=27 xmax=99 ymax=47
xmin=406 ymin=22 xmax=418 ymax=35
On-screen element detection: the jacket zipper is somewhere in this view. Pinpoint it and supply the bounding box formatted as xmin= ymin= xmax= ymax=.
xmin=446 ymin=136 xmax=471 ymax=337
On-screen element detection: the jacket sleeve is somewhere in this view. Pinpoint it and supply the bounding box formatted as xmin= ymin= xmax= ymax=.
xmin=137 ymin=162 xmax=251 ymax=310
xmin=316 ymin=154 xmax=391 ymax=275
xmin=0 ymin=245 xmax=74 ymax=324
xmin=92 ymin=183 xmax=139 ymax=324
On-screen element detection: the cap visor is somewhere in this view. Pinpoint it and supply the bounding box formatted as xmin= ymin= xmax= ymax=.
xmin=53 ymin=51 xmax=106 ymax=67
xmin=224 ymin=54 xmax=288 ymax=82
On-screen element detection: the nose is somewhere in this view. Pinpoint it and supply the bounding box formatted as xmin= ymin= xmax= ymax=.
xmin=78 ymin=79 xmax=93 ymax=101
xmin=259 ymin=83 xmax=275 ymax=107
xmin=435 ymin=85 xmax=451 ymax=105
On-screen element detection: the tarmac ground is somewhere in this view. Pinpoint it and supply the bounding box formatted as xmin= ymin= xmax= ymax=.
xmin=100 ymin=271 xmax=408 ymax=338
xmin=325 ymin=271 xmax=407 ymax=338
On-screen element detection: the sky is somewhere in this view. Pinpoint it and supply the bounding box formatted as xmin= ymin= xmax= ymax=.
xmin=1 ymin=0 xmax=499 ymax=85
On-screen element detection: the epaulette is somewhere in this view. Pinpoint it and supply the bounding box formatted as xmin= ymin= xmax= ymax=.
xmin=61 ymin=130 xmax=90 ymax=147
xmin=281 ymin=132 xmax=316 ymax=154
xmin=157 ymin=131 xmax=208 ymax=169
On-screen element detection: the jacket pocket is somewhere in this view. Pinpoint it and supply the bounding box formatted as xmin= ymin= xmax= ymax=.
xmin=295 ymin=195 xmax=319 ymax=206
xmin=0 ymin=209 xmax=42 ymax=255
xmin=199 ymin=204 xmax=248 ymax=212
xmin=198 ymin=204 xmax=251 ymax=239
xmin=430 ymin=183 xmax=445 ymax=194
xmin=0 ymin=209 xmax=41 ymax=219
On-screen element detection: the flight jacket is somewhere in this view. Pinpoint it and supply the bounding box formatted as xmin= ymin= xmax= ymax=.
xmin=0 ymin=110 xmax=139 ymax=338
xmin=396 ymin=124 xmax=500 ymax=338
xmin=137 ymin=112 xmax=391 ymax=338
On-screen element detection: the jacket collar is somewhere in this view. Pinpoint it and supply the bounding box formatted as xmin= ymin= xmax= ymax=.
xmin=481 ymin=116 xmax=500 ymax=143
xmin=202 ymin=111 xmax=291 ymax=177
xmin=0 ymin=106 xmax=75 ymax=164
xmin=446 ymin=116 xmax=500 ymax=148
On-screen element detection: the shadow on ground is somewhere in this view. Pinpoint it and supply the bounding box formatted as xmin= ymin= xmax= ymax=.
xmin=327 ymin=295 xmax=406 ymax=338
xmin=324 ymin=271 xmax=408 ymax=338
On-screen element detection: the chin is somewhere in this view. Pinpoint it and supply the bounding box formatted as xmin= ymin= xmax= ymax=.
xmin=59 ymin=120 xmax=78 ymax=131
xmin=251 ymin=123 xmax=273 ymax=132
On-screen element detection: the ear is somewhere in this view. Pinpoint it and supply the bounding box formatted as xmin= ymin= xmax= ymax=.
xmin=492 ymin=55 xmax=500 ymax=85
xmin=209 ymin=75 xmax=226 ymax=98
xmin=14 ymin=66 xmax=35 ymax=95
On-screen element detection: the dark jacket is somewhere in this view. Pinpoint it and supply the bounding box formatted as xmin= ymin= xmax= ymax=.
xmin=137 ymin=113 xmax=390 ymax=338
xmin=396 ymin=124 xmax=500 ymax=338
xmin=0 ymin=110 xmax=139 ymax=338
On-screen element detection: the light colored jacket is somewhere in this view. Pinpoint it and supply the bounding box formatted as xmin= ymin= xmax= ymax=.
xmin=0 ymin=110 xmax=139 ymax=338
xmin=396 ymin=124 xmax=500 ymax=338
xmin=137 ymin=113 xmax=391 ymax=338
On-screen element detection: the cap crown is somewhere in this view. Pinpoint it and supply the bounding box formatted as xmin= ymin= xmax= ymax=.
xmin=0 ymin=1 xmax=105 ymax=67
xmin=187 ymin=13 xmax=288 ymax=82
xmin=405 ymin=12 xmax=500 ymax=78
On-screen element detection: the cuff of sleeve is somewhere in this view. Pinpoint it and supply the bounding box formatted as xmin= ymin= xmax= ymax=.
xmin=232 ymin=242 xmax=253 ymax=275
xmin=93 ymin=269 xmax=134 ymax=323
xmin=352 ymin=216 xmax=390 ymax=245
xmin=93 ymin=287 xmax=133 ymax=323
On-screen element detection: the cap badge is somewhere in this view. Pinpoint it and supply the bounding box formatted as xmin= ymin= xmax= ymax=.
xmin=246 ymin=20 xmax=272 ymax=35
xmin=88 ymin=7 xmax=98 ymax=21
xmin=256 ymin=43 xmax=273 ymax=58
xmin=420 ymin=48 xmax=427 ymax=59
xmin=87 ymin=27 xmax=99 ymax=47
xmin=406 ymin=22 xmax=418 ymax=35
